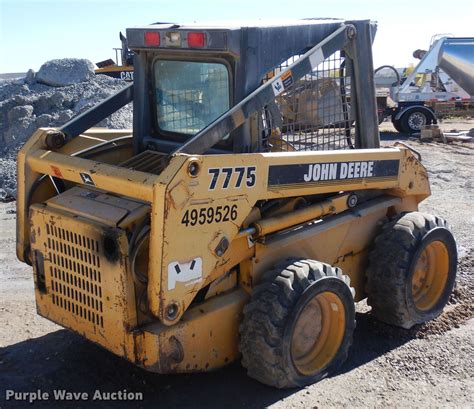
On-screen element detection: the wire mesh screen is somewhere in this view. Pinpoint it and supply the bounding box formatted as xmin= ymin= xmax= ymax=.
xmin=155 ymin=61 xmax=230 ymax=135
xmin=259 ymin=51 xmax=354 ymax=152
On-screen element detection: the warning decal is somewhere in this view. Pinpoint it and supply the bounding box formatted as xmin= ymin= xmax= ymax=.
xmin=272 ymin=70 xmax=294 ymax=96
xmin=281 ymin=70 xmax=293 ymax=88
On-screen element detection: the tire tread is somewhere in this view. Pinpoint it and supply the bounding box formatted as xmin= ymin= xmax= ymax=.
xmin=239 ymin=258 xmax=354 ymax=388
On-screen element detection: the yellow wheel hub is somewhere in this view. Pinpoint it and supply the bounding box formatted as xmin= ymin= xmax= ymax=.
xmin=291 ymin=291 xmax=345 ymax=375
xmin=411 ymin=240 xmax=449 ymax=311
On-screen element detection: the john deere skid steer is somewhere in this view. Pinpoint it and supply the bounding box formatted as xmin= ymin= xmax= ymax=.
xmin=17 ymin=19 xmax=457 ymax=388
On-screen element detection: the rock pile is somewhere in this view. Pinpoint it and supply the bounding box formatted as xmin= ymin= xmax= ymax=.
xmin=0 ymin=58 xmax=132 ymax=201
xmin=36 ymin=59 xmax=95 ymax=87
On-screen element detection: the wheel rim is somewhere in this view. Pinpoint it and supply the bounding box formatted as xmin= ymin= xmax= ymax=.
xmin=407 ymin=112 xmax=426 ymax=131
xmin=291 ymin=291 xmax=345 ymax=375
xmin=411 ymin=240 xmax=450 ymax=311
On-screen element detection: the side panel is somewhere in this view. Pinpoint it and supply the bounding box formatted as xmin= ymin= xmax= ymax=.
xmin=248 ymin=195 xmax=422 ymax=301
xmin=251 ymin=208 xmax=388 ymax=301
xmin=154 ymin=147 xmax=429 ymax=324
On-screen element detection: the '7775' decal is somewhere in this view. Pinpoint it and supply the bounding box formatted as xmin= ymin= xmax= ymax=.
xmin=208 ymin=166 xmax=256 ymax=190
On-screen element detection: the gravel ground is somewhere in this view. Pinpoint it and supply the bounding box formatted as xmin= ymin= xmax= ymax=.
xmin=0 ymin=119 xmax=473 ymax=408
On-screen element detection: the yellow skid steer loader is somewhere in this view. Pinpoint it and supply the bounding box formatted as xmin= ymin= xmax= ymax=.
xmin=17 ymin=19 xmax=457 ymax=388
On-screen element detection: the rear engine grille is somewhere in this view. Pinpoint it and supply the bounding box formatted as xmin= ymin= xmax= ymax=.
xmin=46 ymin=223 xmax=104 ymax=327
xmin=120 ymin=150 xmax=167 ymax=174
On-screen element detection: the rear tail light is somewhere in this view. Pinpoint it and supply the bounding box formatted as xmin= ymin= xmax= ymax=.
xmin=144 ymin=32 xmax=160 ymax=46
xmin=188 ymin=32 xmax=205 ymax=48
xmin=144 ymin=31 xmax=207 ymax=48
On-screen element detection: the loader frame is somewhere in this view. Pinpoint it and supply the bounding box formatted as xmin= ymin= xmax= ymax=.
xmin=17 ymin=20 xmax=431 ymax=373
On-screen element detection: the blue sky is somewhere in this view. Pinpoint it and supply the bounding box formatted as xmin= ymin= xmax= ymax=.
xmin=0 ymin=0 xmax=473 ymax=73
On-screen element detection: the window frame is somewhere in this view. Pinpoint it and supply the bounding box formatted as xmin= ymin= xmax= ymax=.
xmin=151 ymin=55 xmax=233 ymax=147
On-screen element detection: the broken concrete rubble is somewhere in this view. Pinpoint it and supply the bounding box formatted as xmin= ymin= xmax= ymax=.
xmin=421 ymin=124 xmax=474 ymax=143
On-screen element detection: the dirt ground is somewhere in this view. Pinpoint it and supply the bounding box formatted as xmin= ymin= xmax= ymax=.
xmin=0 ymin=119 xmax=473 ymax=408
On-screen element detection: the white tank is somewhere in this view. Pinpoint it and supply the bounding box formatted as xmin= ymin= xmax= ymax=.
xmin=438 ymin=38 xmax=474 ymax=96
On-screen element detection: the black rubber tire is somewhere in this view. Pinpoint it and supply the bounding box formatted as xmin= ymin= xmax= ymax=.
xmin=400 ymin=108 xmax=433 ymax=134
xmin=366 ymin=212 xmax=457 ymax=329
xmin=392 ymin=118 xmax=404 ymax=133
xmin=239 ymin=259 xmax=355 ymax=389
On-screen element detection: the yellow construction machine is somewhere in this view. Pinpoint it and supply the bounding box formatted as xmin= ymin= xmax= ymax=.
xmin=95 ymin=32 xmax=134 ymax=81
xmin=17 ymin=19 xmax=457 ymax=388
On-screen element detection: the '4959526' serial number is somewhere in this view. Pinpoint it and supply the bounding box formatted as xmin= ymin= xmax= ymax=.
xmin=181 ymin=205 xmax=238 ymax=226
